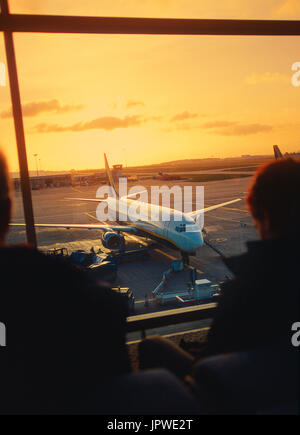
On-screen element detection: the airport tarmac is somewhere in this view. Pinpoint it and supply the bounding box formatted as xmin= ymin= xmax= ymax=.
xmin=7 ymin=174 xmax=258 ymax=324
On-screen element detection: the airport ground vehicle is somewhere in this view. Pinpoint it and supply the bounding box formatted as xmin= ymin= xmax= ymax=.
xmin=45 ymin=247 xmax=68 ymax=257
xmin=69 ymin=249 xmax=118 ymax=281
xmin=45 ymin=247 xmax=118 ymax=282
xmin=153 ymin=278 xmax=220 ymax=305
xmin=152 ymin=260 xmax=220 ymax=305
xmin=87 ymin=259 xmax=118 ymax=282
xmin=46 ymin=242 xmax=150 ymax=279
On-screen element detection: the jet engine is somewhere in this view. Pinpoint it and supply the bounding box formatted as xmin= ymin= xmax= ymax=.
xmin=102 ymin=231 xmax=125 ymax=250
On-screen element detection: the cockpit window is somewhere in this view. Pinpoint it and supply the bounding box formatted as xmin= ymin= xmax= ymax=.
xmin=175 ymin=223 xmax=200 ymax=233
xmin=175 ymin=224 xmax=186 ymax=233
xmin=185 ymin=223 xmax=200 ymax=232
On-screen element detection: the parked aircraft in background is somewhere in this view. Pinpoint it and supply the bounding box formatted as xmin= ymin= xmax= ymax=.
xmin=156 ymin=172 xmax=182 ymax=181
xmin=273 ymin=145 xmax=300 ymax=160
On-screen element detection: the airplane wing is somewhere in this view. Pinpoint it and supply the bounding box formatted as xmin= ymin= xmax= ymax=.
xmin=121 ymin=190 xmax=148 ymax=200
xmin=10 ymin=223 xmax=138 ymax=232
xmin=64 ymin=197 xmax=105 ymax=202
xmin=187 ymin=198 xmax=242 ymax=220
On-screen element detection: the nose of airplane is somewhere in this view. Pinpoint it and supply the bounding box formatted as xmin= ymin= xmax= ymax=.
xmin=186 ymin=228 xmax=204 ymax=250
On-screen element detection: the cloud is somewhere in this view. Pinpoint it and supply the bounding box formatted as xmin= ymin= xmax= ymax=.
xmin=173 ymin=122 xmax=203 ymax=131
xmin=202 ymin=120 xmax=237 ymax=129
xmin=32 ymin=115 xmax=144 ymax=133
xmin=1 ymin=99 xmax=84 ymax=118
xmin=146 ymin=116 xmax=163 ymax=122
xmin=273 ymin=0 xmax=300 ymax=18
xmin=126 ymin=100 xmax=145 ymax=108
xmin=245 ymin=72 xmax=289 ymax=85
xmin=170 ymin=111 xmax=198 ymax=122
xmin=202 ymin=121 xmax=273 ymax=136
xmin=218 ymin=124 xmax=273 ymax=136
xmin=109 ymin=102 xmax=118 ymax=110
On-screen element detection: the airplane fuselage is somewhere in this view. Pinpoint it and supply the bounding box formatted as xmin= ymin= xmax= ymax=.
xmin=103 ymin=197 xmax=204 ymax=253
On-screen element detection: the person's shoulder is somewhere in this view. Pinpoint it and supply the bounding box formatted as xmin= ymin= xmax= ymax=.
xmin=220 ymin=278 xmax=241 ymax=295
xmin=0 ymin=242 xmax=36 ymax=255
xmin=219 ymin=277 xmax=255 ymax=309
xmin=0 ymin=243 xmax=58 ymax=260
xmin=0 ymin=243 xmax=42 ymax=266
xmin=0 ymin=244 xmax=127 ymax=309
xmin=0 ymin=243 xmax=89 ymax=286
xmin=1 ymin=243 xmax=70 ymax=267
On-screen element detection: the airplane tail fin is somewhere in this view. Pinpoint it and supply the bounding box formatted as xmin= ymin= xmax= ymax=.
xmin=104 ymin=153 xmax=119 ymax=198
xmin=273 ymin=145 xmax=283 ymax=159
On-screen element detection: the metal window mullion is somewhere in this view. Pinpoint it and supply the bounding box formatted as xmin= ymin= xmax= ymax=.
xmin=1 ymin=0 xmax=37 ymax=247
xmin=0 ymin=15 xmax=300 ymax=36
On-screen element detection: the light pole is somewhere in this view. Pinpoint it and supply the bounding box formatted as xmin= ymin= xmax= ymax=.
xmin=33 ymin=153 xmax=39 ymax=177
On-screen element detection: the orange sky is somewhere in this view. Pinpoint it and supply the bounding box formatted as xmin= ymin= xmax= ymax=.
xmin=1 ymin=0 xmax=300 ymax=172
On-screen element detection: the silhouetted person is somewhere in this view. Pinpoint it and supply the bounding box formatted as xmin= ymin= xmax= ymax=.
xmin=205 ymin=158 xmax=300 ymax=356
xmin=0 ymin=151 xmax=131 ymax=414
xmin=139 ymin=159 xmax=300 ymax=375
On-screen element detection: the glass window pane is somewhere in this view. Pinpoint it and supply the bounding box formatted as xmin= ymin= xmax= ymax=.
xmin=8 ymin=31 xmax=300 ymax=319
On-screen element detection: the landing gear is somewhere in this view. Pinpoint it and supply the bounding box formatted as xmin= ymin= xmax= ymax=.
xmin=181 ymin=251 xmax=190 ymax=266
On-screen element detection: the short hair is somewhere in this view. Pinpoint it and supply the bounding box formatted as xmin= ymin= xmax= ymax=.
xmin=0 ymin=150 xmax=11 ymax=202
xmin=247 ymin=158 xmax=300 ymax=235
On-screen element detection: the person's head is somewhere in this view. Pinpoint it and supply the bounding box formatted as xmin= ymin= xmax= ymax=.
xmin=0 ymin=150 xmax=12 ymax=245
xmin=247 ymin=158 xmax=300 ymax=240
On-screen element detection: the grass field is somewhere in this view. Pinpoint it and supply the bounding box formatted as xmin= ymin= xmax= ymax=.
xmin=223 ymin=166 xmax=257 ymax=172
xmin=73 ymin=156 xmax=272 ymax=177
xmin=186 ymin=173 xmax=253 ymax=182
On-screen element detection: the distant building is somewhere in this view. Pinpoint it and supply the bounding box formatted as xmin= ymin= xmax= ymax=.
xmin=71 ymin=173 xmax=106 ymax=186
xmin=13 ymin=174 xmax=72 ymax=191
xmin=112 ymin=164 xmax=123 ymax=182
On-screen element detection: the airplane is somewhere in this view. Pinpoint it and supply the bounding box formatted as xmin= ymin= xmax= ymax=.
xmin=273 ymin=145 xmax=300 ymax=160
xmin=156 ymin=172 xmax=182 ymax=181
xmin=11 ymin=154 xmax=241 ymax=263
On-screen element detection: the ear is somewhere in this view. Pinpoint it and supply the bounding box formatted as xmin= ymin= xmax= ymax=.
xmin=260 ymin=213 xmax=275 ymax=239
xmin=253 ymin=213 xmax=272 ymax=240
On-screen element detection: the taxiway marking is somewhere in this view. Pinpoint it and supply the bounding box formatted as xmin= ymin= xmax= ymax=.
xmin=223 ymin=207 xmax=249 ymax=213
xmin=154 ymin=248 xmax=177 ymax=261
xmin=71 ymin=187 xmax=84 ymax=194
xmin=208 ymin=214 xmax=248 ymax=224
xmin=84 ymin=212 xmax=99 ymax=222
